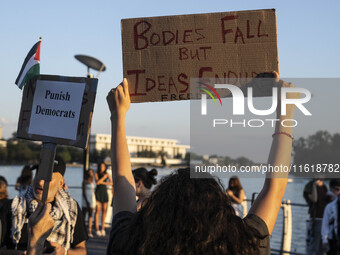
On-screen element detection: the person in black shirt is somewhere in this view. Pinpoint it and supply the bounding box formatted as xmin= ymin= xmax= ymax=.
xmin=304 ymin=178 xmax=330 ymax=254
xmin=0 ymin=157 xmax=88 ymax=255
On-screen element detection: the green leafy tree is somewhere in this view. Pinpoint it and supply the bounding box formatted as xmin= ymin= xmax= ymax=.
xmin=293 ymin=130 xmax=340 ymax=165
xmin=184 ymin=152 xmax=202 ymax=164
xmin=138 ymin=150 xmax=157 ymax=158
xmin=224 ymin=156 xmax=234 ymax=165
xmin=90 ymin=149 xmax=100 ymax=163
xmin=0 ymin=147 xmax=8 ymax=163
xmin=100 ymin=148 xmax=111 ymax=161
xmin=68 ymin=147 xmax=83 ymax=163
xmin=6 ymin=140 xmax=39 ymax=164
xmin=235 ymin=156 xmax=254 ymax=166
xmin=57 ymin=150 xmax=72 ymax=163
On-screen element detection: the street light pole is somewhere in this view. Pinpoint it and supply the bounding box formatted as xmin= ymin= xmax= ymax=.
xmin=74 ymin=54 xmax=106 ymax=192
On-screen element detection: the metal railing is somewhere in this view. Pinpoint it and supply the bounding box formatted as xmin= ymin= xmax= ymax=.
xmin=7 ymin=186 xmax=309 ymax=255
xmin=247 ymin=193 xmax=308 ymax=255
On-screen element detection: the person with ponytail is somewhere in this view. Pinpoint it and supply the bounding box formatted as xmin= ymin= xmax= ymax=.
xmin=132 ymin=168 xmax=158 ymax=210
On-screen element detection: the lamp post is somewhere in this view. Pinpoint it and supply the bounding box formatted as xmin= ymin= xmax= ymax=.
xmin=74 ymin=54 xmax=106 ymax=173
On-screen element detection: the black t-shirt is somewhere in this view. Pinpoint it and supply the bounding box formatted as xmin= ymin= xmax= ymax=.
xmin=0 ymin=198 xmax=10 ymax=210
xmin=243 ymin=214 xmax=270 ymax=255
xmin=107 ymin=211 xmax=270 ymax=255
xmin=0 ymin=199 xmax=88 ymax=250
xmin=0 ymin=198 xmax=11 ymax=246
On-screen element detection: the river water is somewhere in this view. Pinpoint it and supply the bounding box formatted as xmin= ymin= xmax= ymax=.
xmin=1 ymin=165 xmax=310 ymax=254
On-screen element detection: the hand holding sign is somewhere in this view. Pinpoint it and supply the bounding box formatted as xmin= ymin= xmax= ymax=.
xmin=27 ymin=203 xmax=54 ymax=255
xmin=276 ymin=81 xmax=302 ymax=118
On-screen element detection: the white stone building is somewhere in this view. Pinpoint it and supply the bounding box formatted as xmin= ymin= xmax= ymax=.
xmin=89 ymin=134 xmax=189 ymax=159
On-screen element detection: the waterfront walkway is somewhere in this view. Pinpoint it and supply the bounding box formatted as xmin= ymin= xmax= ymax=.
xmin=87 ymin=229 xmax=109 ymax=255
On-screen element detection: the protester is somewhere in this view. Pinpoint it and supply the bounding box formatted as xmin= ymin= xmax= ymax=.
xmin=0 ymin=177 xmax=9 ymax=209
xmin=321 ymin=179 xmax=340 ymax=255
xmin=226 ymin=176 xmax=245 ymax=217
xmin=327 ymin=179 xmax=340 ymax=202
xmin=303 ymin=177 xmax=330 ymax=255
xmin=104 ymin=76 xmax=299 ymax=254
xmin=27 ymin=203 xmax=54 ymax=255
xmin=15 ymin=165 xmax=33 ymax=196
xmin=82 ymin=169 xmax=96 ymax=238
xmin=0 ymin=156 xmax=87 ymax=254
xmin=0 ymin=176 xmax=8 ymax=186
xmin=24 ymin=74 xmax=300 ymax=254
xmin=95 ymin=162 xmax=113 ymax=237
xmin=0 ymin=177 xmax=9 ymax=247
xmin=105 ymin=165 xmax=114 ymax=225
xmin=132 ymin=168 xmax=158 ymax=210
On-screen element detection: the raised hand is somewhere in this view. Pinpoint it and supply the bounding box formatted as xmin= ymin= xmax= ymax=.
xmin=106 ymin=78 xmax=131 ymax=119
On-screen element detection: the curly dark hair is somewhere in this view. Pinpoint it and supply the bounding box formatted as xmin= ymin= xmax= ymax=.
xmin=112 ymin=168 xmax=262 ymax=255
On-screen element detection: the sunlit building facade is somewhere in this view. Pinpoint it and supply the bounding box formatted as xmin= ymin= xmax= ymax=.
xmin=89 ymin=134 xmax=189 ymax=159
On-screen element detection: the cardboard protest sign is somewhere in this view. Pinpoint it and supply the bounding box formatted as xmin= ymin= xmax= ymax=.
xmin=17 ymin=75 xmax=97 ymax=148
xmin=121 ymin=9 xmax=278 ymax=103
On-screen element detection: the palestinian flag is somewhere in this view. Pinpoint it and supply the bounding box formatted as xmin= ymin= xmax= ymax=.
xmin=15 ymin=40 xmax=41 ymax=89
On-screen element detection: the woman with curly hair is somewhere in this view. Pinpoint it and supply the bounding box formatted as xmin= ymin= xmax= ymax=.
xmin=105 ymin=75 xmax=299 ymax=255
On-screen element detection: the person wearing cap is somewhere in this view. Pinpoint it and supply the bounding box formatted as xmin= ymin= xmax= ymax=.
xmin=0 ymin=156 xmax=88 ymax=254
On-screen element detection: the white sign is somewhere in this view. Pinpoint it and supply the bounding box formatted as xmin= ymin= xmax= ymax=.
xmin=28 ymin=80 xmax=85 ymax=140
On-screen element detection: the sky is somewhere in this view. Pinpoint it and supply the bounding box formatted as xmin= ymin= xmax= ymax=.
xmin=0 ymin=0 xmax=339 ymax=161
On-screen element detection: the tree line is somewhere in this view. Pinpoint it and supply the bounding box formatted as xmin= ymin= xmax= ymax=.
xmin=0 ymin=133 xmax=109 ymax=165
xmin=1 ymin=130 xmax=337 ymax=166
xmin=293 ymin=130 xmax=340 ymax=165
xmin=185 ymin=152 xmax=255 ymax=166
xmin=186 ymin=130 xmax=340 ymax=167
